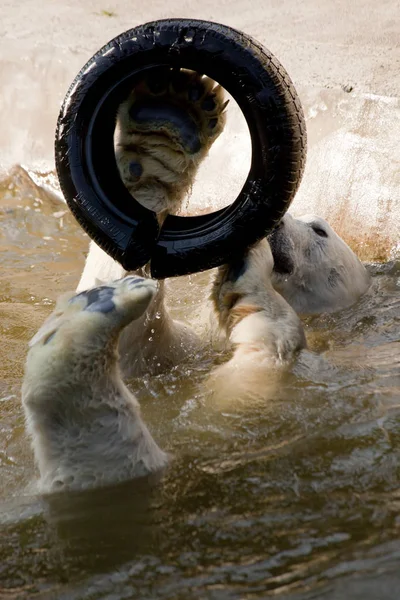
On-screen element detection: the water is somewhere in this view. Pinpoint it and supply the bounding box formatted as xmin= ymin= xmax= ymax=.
xmin=0 ymin=166 xmax=399 ymax=599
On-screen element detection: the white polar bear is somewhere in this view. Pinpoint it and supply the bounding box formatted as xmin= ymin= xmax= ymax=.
xmin=207 ymin=238 xmax=306 ymax=402
xmin=77 ymin=68 xmax=228 ymax=377
xmin=268 ymin=212 xmax=371 ymax=315
xmin=22 ymin=276 xmax=168 ymax=493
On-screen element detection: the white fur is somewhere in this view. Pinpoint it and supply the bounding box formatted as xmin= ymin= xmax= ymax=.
xmin=207 ymin=239 xmax=306 ymax=402
xmin=22 ymin=277 xmax=168 ymax=493
xmin=269 ymin=213 xmax=371 ymax=314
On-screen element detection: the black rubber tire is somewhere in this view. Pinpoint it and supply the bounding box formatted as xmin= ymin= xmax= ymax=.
xmin=55 ymin=19 xmax=307 ymax=278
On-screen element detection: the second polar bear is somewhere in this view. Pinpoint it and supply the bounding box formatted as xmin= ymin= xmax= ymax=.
xmin=268 ymin=213 xmax=371 ymax=315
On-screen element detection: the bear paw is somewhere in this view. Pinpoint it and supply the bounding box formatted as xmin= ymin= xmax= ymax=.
xmin=115 ymin=68 xmax=228 ymax=214
xmin=29 ymin=276 xmax=158 ymax=352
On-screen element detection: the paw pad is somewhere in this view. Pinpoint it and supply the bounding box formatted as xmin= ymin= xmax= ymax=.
xmin=73 ymin=286 xmax=116 ymax=314
xmin=129 ymin=161 xmax=143 ymax=180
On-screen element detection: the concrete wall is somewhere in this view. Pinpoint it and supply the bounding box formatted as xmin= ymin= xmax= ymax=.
xmin=1 ymin=0 xmax=398 ymax=260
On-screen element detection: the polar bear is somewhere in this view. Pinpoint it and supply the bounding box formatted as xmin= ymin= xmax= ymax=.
xmin=22 ymin=276 xmax=169 ymax=493
xmin=268 ymin=212 xmax=371 ymax=315
xmin=77 ymin=68 xmax=228 ymax=377
xmin=207 ymin=238 xmax=306 ymax=401
xmin=77 ymin=68 xmax=370 ymax=377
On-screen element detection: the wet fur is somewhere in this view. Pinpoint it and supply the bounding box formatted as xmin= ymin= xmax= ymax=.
xmin=207 ymin=239 xmax=307 ymax=402
xmin=22 ymin=277 xmax=169 ymax=493
xmin=269 ymin=213 xmax=371 ymax=315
